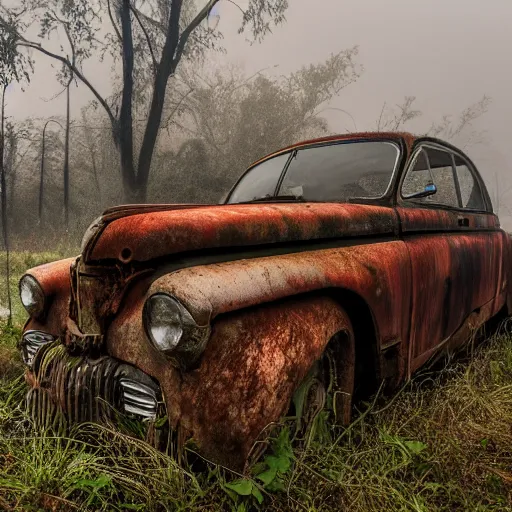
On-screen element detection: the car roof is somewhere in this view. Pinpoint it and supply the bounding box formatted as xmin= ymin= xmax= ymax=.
xmin=248 ymin=131 xmax=418 ymax=169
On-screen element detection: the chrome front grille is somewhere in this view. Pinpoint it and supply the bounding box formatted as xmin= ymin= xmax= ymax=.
xmin=20 ymin=330 xmax=55 ymax=367
xmin=26 ymin=341 xmax=161 ymax=425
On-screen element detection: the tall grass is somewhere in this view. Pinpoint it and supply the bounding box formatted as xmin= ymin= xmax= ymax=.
xmin=1 ymin=327 xmax=511 ymax=511
xmin=0 ymin=252 xmax=511 ymax=510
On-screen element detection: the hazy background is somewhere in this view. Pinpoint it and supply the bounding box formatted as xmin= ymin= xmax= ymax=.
xmin=4 ymin=0 xmax=512 ymax=233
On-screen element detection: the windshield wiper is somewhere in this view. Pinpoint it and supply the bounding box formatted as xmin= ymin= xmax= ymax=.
xmin=242 ymin=195 xmax=305 ymax=203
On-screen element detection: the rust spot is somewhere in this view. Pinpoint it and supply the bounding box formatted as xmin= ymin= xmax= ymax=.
xmin=88 ymin=203 xmax=398 ymax=263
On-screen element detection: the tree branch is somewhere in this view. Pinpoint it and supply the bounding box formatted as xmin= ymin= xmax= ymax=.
xmin=131 ymin=9 xmax=166 ymax=34
xmin=107 ymin=0 xmax=123 ymax=43
xmin=62 ymin=23 xmax=76 ymax=64
xmin=18 ymin=40 xmax=116 ymax=128
xmin=377 ymin=102 xmax=386 ymax=131
xmin=225 ymin=0 xmax=245 ymax=15
xmin=129 ymin=4 xmax=157 ymax=74
xmin=172 ymin=0 xmax=221 ymax=75
xmin=161 ymin=86 xmax=194 ymax=128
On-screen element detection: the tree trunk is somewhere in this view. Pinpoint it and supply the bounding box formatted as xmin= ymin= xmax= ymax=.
xmin=0 ymin=85 xmax=12 ymax=326
xmin=136 ymin=0 xmax=184 ymax=203
xmin=122 ymin=177 xmax=146 ymax=204
xmin=64 ymin=79 xmax=71 ymax=229
xmin=118 ymin=0 xmax=137 ymax=204
xmin=6 ymin=128 xmax=17 ymax=218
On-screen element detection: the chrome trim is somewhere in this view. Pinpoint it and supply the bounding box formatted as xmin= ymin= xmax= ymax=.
xmin=117 ymin=366 xmax=160 ymax=420
xmin=20 ymin=330 xmax=55 ymax=367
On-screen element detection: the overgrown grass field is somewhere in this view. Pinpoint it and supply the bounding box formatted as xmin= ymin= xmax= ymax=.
xmin=0 ymin=253 xmax=511 ymax=511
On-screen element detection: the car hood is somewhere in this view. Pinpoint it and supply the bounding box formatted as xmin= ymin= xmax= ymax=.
xmin=84 ymin=202 xmax=398 ymax=264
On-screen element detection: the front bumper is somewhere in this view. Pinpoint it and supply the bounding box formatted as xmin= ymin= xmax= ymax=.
xmin=21 ymin=333 xmax=163 ymax=426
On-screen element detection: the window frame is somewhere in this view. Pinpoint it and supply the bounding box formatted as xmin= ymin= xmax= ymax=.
xmin=225 ymin=139 xmax=402 ymax=204
xmin=450 ymin=152 xmax=487 ymax=212
xmin=399 ymin=141 xmax=491 ymax=213
xmin=224 ymin=151 xmax=293 ymax=204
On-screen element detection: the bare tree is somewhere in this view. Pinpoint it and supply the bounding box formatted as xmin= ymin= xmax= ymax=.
xmin=0 ymin=0 xmax=290 ymax=202
xmin=427 ymin=96 xmax=491 ymax=148
xmin=0 ymin=9 xmax=32 ymax=324
xmin=376 ymin=96 xmax=422 ymax=132
xmin=152 ymin=49 xmax=361 ymax=203
xmin=377 ymin=95 xmax=491 ymax=147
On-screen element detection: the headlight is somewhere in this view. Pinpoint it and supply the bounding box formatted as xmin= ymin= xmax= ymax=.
xmin=19 ymin=275 xmax=45 ymax=318
xmin=143 ymin=293 xmax=210 ymax=369
xmin=144 ymin=294 xmax=186 ymax=352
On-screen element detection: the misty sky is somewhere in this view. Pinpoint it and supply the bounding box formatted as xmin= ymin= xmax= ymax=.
xmin=6 ymin=0 xmax=512 ymax=214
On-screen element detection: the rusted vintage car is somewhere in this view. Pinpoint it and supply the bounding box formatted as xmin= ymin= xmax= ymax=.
xmin=18 ymin=132 xmax=510 ymax=470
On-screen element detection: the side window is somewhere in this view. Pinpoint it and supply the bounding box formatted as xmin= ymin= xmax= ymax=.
xmin=453 ymin=154 xmax=486 ymax=210
xmin=402 ymin=147 xmax=459 ymax=208
xmin=227 ymin=153 xmax=289 ymax=203
xmin=402 ymin=149 xmax=431 ymax=198
xmin=424 ymin=148 xmax=459 ymax=208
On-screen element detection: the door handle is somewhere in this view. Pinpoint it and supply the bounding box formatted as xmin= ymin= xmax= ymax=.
xmin=457 ymin=216 xmax=469 ymax=227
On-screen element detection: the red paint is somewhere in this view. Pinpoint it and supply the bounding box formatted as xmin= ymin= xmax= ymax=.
xmin=20 ymin=132 xmax=511 ymax=470
xmin=88 ymin=203 xmax=398 ymax=263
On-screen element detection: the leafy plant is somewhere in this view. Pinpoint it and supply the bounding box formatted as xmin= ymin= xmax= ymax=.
xmin=223 ymin=478 xmax=263 ymax=507
xmin=252 ymin=427 xmax=293 ymax=492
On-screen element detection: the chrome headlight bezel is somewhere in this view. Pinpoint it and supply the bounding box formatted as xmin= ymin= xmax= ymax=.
xmin=143 ymin=294 xmax=188 ymax=354
xmin=19 ymin=275 xmax=46 ymax=318
xmin=143 ymin=293 xmax=210 ymax=369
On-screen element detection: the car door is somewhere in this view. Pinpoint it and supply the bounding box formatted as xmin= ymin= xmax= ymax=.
xmin=396 ymin=142 xmax=503 ymax=373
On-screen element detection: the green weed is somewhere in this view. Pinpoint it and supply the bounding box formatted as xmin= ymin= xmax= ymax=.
xmin=0 ymin=252 xmax=511 ymax=510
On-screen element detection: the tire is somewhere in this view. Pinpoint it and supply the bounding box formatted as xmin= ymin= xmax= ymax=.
xmin=294 ymin=315 xmax=356 ymax=439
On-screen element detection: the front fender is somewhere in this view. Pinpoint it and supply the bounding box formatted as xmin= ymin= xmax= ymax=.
xmin=147 ymin=241 xmax=410 ymax=352
xmin=22 ymin=257 xmax=77 ymax=336
xmin=108 ymin=240 xmax=410 ymax=468
xmin=107 ymin=289 xmax=352 ymax=470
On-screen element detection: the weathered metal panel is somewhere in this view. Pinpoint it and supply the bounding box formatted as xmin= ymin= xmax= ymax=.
xmin=105 ymin=240 xmax=411 ymax=430
xmin=108 ymin=294 xmax=354 ymax=470
xmin=105 ymin=234 xmax=413 ymax=469
xmin=146 ymin=241 xmax=411 ymax=351
xmin=23 ymin=257 xmax=77 ymax=336
xmin=397 ymin=206 xmax=500 ymax=232
xmin=180 ymin=296 xmax=353 ymax=470
xmin=88 ymin=203 xmax=398 ymax=263
xmin=405 ymin=232 xmax=503 ymax=370
xmin=25 ymin=257 xmax=76 ymax=297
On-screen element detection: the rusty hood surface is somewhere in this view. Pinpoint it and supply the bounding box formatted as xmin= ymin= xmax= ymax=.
xmin=84 ymin=202 xmax=398 ymax=264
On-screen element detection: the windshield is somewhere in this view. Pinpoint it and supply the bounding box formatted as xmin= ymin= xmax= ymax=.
xmin=227 ymin=141 xmax=400 ymax=204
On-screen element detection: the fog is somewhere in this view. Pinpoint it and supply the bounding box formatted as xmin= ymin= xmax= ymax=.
xmin=4 ymin=0 xmax=512 ymax=235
